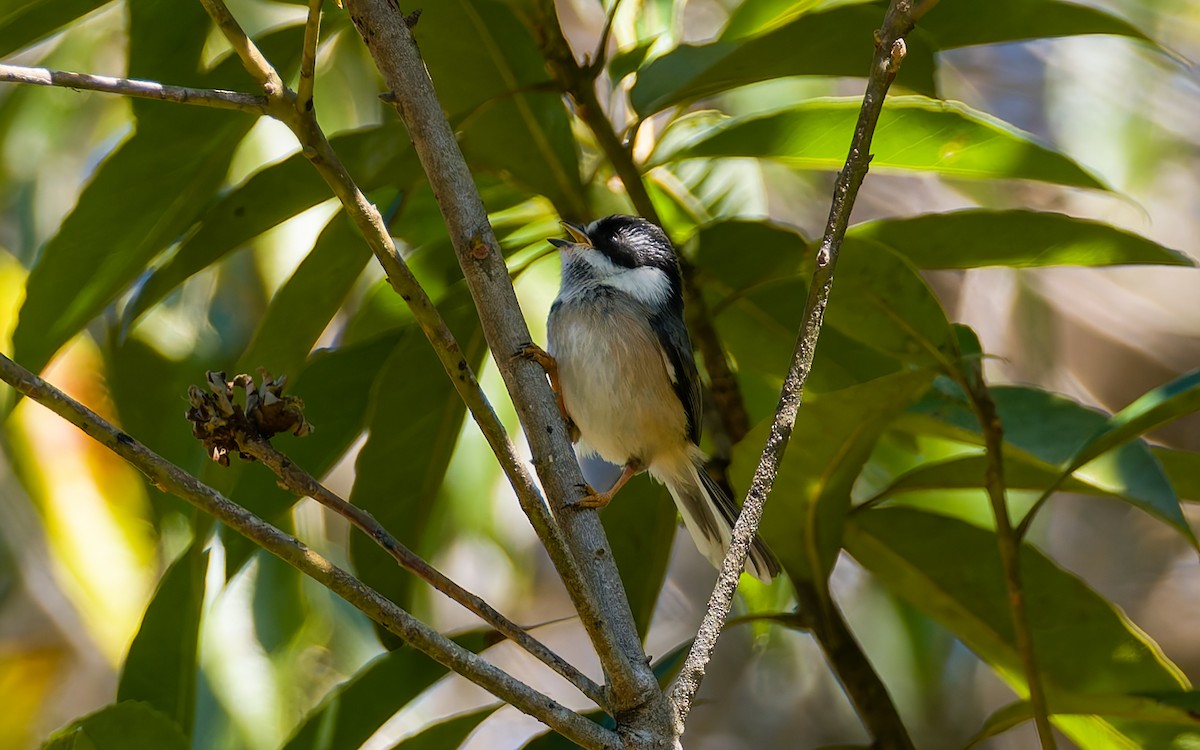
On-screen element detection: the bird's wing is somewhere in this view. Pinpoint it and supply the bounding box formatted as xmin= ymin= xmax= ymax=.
xmin=651 ymin=309 xmax=703 ymax=444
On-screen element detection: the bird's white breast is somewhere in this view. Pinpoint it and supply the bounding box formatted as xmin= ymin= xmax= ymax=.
xmin=547 ymin=292 xmax=688 ymax=467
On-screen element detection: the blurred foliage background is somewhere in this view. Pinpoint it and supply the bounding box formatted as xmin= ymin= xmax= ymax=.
xmin=1 ymin=0 xmax=1200 ymax=748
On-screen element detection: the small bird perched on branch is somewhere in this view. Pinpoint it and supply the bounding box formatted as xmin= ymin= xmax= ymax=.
xmin=522 ymin=215 xmax=780 ymax=582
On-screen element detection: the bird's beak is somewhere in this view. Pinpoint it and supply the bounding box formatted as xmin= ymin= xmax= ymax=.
xmin=562 ymin=221 xmax=591 ymax=246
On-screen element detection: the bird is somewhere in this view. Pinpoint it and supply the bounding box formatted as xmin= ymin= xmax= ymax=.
xmin=520 ymin=215 xmax=780 ymax=583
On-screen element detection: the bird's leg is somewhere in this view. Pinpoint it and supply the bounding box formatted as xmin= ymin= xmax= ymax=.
xmin=577 ymin=460 xmax=641 ymax=509
xmin=515 ymin=343 xmax=578 ymax=442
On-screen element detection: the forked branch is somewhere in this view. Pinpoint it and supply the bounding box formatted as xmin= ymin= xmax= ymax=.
xmin=0 ymin=353 xmax=619 ymax=750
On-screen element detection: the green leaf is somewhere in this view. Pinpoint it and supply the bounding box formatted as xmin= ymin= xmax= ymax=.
xmin=42 ymin=701 xmax=189 ymax=750
xmin=692 ymin=221 xmax=944 ymax=403
xmin=116 ymin=545 xmax=206 ymax=736
xmin=631 ymin=5 xmax=938 ymax=117
xmin=601 ymin=475 xmax=677 ymax=641
xmin=965 ymin=693 xmax=1200 ymax=750
xmin=733 ymin=371 xmax=934 ymax=584
xmin=121 ymin=124 xmax=416 ymax=329
xmin=608 ymin=39 xmax=658 ymax=83
xmin=390 ymin=707 xmax=497 ymax=749
xmin=0 ymin=0 xmax=111 ymax=58
xmin=915 ymin=0 xmax=1156 ymax=51
xmin=412 ymin=0 xmax=585 ymax=216
xmin=1155 ymin=448 xmax=1200 ymax=503
xmin=720 ymin=0 xmax=874 ymax=41
xmin=906 ymin=384 xmax=1195 ymax=546
xmin=849 ymin=210 xmax=1193 ymax=269
xmin=722 ymin=0 xmax=1160 ymax=52
xmin=1069 ymin=370 xmax=1200 ymax=472
xmin=873 ymin=454 xmax=1110 ymax=501
xmin=236 ymin=211 xmax=373 ymax=377
xmin=349 ymin=296 xmax=487 ymax=644
xmin=829 ymin=239 xmax=957 ymax=369
xmin=845 ymin=508 xmax=1189 ymax=750
xmin=282 ymin=631 xmax=493 ymax=750
xmin=661 ymin=97 xmax=1107 ymax=190
xmin=13 ymin=24 xmax=304 ymax=372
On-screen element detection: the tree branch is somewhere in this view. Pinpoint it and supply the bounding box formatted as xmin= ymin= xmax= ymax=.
xmin=667 ymin=0 xmax=918 ymax=736
xmin=0 ymin=63 xmax=267 ymax=114
xmin=0 ymin=353 xmax=620 ymax=750
xmin=192 ymin=0 xmax=626 ymax=718
xmin=297 ymin=0 xmax=323 ymax=109
xmin=341 ymin=0 xmax=671 ymax=737
xmin=958 ymin=367 xmax=1056 ymax=749
xmin=184 ymin=370 xmax=604 ymax=706
xmin=198 ymin=0 xmax=286 ymax=95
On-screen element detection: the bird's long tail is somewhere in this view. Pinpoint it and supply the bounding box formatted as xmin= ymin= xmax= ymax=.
xmin=655 ymin=451 xmax=781 ymax=583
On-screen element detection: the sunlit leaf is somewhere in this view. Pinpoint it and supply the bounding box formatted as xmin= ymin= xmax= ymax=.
xmin=390 ymin=707 xmax=497 ymax=749
xmin=120 ymin=125 xmax=416 ymax=329
xmin=608 ymin=38 xmax=658 ymax=83
xmin=965 ymin=693 xmax=1200 ymax=750
xmin=830 ymin=239 xmax=957 ymax=369
xmin=720 ymin=0 xmax=1160 ymax=52
xmin=13 ymin=25 xmax=304 ymax=372
xmin=733 ymin=371 xmax=934 ymax=584
xmin=0 ymin=0 xmax=112 ymax=57
xmin=631 ymin=5 xmax=938 ymax=117
xmin=846 ymin=508 xmax=1189 ymax=749
xmin=42 ymin=701 xmax=189 ymax=750
xmin=1069 ymin=369 xmax=1200 ymax=472
xmin=282 ymin=631 xmax=493 ymax=750
xmin=904 ymin=383 xmax=1196 ymax=546
xmin=849 ymin=210 xmax=1192 ymax=269
xmin=692 ymin=221 xmax=947 ymax=407
xmin=236 ymin=211 xmax=373 ymax=378
xmin=720 ymin=0 xmax=873 ymax=41
xmin=412 ymin=0 xmax=586 ymax=216
xmin=914 ymin=0 xmax=1157 ymax=51
xmin=116 ymin=545 xmax=206 ymax=736
xmin=660 ymin=97 xmax=1107 ymax=190
xmin=348 ymin=296 xmax=487 ymax=644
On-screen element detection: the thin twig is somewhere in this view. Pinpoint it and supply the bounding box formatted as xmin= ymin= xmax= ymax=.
xmin=587 ymin=0 xmax=625 ymax=76
xmin=297 ymin=0 xmax=323 ymax=109
xmin=238 ymin=435 xmax=606 ymax=706
xmin=0 ymin=63 xmax=267 ymax=114
xmin=0 ymin=353 xmax=620 ymax=750
xmin=535 ymin=0 xmax=752 ymax=447
xmin=198 ymin=0 xmax=286 ymax=95
xmin=959 ymin=370 xmax=1056 ymax=749
xmin=667 ymin=0 xmax=918 ymax=736
xmin=192 ymin=0 xmax=622 ymax=717
xmin=341 ymin=0 xmax=670 ymax=735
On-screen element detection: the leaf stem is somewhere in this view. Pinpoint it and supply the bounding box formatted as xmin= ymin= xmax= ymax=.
xmin=958 ymin=369 xmax=1057 ymax=750
xmin=0 ymin=353 xmax=620 ymax=750
xmin=666 ymin=0 xmax=918 ymax=737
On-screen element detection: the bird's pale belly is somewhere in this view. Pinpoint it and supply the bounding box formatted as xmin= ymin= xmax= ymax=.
xmin=548 ymin=299 xmax=687 ymax=467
